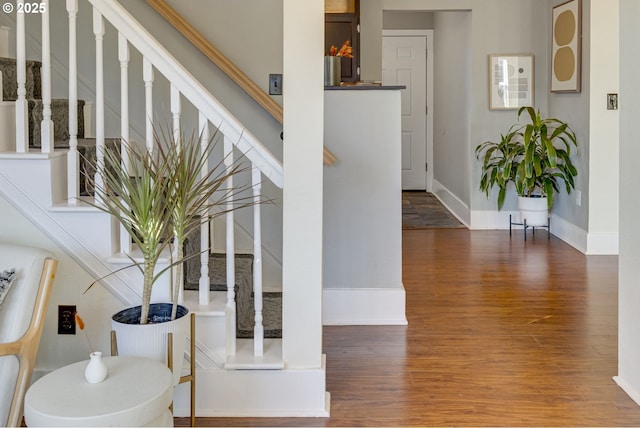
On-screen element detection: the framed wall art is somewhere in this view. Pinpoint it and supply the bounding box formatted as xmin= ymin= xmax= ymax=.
xmin=551 ymin=0 xmax=581 ymax=92
xmin=488 ymin=54 xmax=534 ymax=110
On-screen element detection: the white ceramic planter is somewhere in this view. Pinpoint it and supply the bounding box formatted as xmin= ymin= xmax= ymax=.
xmin=518 ymin=195 xmax=549 ymax=227
xmin=111 ymin=303 xmax=189 ymax=386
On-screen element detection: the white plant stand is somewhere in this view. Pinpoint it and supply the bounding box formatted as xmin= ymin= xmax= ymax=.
xmin=24 ymin=356 xmax=173 ymax=427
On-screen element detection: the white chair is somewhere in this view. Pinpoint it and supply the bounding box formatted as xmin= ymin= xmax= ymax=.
xmin=0 ymin=244 xmax=57 ymax=427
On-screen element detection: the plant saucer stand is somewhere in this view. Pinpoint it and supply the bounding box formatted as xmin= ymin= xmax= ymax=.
xmin=509 ymin=215 xmax=550 ymax=241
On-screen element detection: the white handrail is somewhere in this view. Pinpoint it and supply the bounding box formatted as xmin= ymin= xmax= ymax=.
xmin=88 ymin=0 xmax=283 ymax=189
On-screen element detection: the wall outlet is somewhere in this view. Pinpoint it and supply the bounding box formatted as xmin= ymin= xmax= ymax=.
xmin=58 ymin=305 xmax=76 ymax=335
xmin=575 ymin=190 xmax=582 ymax=207
xmin=269 ymin=74 xmax=283 ymax=95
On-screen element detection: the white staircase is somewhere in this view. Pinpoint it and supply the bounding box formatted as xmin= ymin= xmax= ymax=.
xmin=0 ymin=0 xmax=328 ymax=417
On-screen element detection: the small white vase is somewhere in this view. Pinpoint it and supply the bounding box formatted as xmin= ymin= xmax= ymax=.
xmin=84 ymin=351 xmax=108 ymax=384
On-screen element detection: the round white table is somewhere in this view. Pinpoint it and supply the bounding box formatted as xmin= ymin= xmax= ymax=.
xmin=24 ymin=356 xmax=173 ymax=427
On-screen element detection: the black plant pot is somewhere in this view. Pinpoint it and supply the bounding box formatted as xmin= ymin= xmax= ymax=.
xmin=112 ymin=303 xmax=188 ymax=325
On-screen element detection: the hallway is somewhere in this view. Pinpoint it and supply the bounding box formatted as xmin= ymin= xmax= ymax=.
xmin=178 ymin=229 xmax=640 ymax=426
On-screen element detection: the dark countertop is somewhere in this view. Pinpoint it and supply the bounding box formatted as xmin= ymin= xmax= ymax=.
xmin=324 ymin=84 xmax=405 ymax=90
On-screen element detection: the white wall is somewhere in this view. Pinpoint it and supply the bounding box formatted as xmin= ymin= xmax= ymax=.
xmin=383 ymin=11 xmax=434 ymax=30
xmin=360 ymin=0 xmax=605 ymax=247
xmin=323 ymin=89 xmax=406 ymax=325
xmin=432 ymin=12 xmax=471 ymax=216
xmin=360 ymin=0 xmax=383 ymax=81
xmin=616 ymin=0 xmax=640 ymax=407
xmin=547 ymin=0 xmax=590 ymax=234
xmin=0 ymin=195 xmax=123 ymax=374
xmin=164 ymin=0 xmax=283 ymax=106
xmin=586 ymin=0 xmax=619 ymax=254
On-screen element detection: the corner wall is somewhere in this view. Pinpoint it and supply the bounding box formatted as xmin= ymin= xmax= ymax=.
xmin=615 ymin=0 xmax=640 ymax=407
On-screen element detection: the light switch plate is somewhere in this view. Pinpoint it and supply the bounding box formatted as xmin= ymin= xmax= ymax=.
xmin=269 ymin=74 xmax=282 ymax=95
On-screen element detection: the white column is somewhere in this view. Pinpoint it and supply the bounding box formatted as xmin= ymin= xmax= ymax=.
xmin=93 ymin=8 xmax=105 ymax=198
xmin=587 ymin=0 xmax=620 ymax=254
xmin=252 ymin=167 xmax=264 ymax=356
xmin=223 ymin=134 xmax=236 ymax=357
xmin=66 ymin=0 xmax=79 ymax=202
xmin=198 ymin=112 xmax=211 ymax=306
xmin=15 ymin=0 xmax=28 ymax=153
xmin=282 ymin=0 xmax=324 ymax=368
xmin=40 ymin=0 xmax=53 ymax=153
xmin=616 ymin=0 xmax=640 ymax=402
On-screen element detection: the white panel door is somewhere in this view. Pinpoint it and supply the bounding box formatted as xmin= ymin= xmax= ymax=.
xmin=382 ymin=35 xmax=427 ymax=190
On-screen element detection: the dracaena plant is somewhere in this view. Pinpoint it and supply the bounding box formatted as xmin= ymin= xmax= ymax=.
xmin=475 ymin=106 xmax=578 ymax=210
xmin=84 ymin=124 xmax=256 ymax=324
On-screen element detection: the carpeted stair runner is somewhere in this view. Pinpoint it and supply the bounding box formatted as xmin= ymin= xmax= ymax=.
xmin=1 ymin=57 xmax=86 ymax=149
xmin=183 ymin=231 xmax=282 ymax=339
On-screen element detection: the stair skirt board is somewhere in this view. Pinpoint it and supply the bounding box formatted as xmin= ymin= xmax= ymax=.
xmin=172 ymin=355 xmax=330 ymax=418
xmin=183 ymin=236 xmax=282 ymax=338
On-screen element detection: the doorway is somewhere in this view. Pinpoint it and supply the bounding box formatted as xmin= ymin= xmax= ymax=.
xmin=382 ymin=30 xmax=434 ymax=191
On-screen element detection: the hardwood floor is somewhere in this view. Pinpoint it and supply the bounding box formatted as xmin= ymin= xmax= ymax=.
xmin=176 ymin=229 xmax=640 ymax=427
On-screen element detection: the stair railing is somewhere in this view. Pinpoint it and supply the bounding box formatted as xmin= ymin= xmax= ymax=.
xmin=88 ymin=0 xmax=278 ymax=357
xmin=146 ymin=0 xmax=338 ymax=167
xmin=14 ymin=0 xmax=279 ymax=358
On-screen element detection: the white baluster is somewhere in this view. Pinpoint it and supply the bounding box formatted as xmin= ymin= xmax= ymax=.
xmin=252 ymin=167 xmax=264 ymax=356
xmin=171 ymin=84 xmax=180 ymax=138
xmin=118 ymin=32 xmax=131 ymax=255
xmin=224 ymin=134 xmax=236 ymax=357
xmin=66 ymin=0 xmax=79 ymax=203
xmin=15 ymin=0 xmax=28 ymax=153
xmin=93 ymin=8 xmax=105 ymax=199
xmin=40 ymin=0 xmax=53 ymax=153
xmin=170 ymin=84 xmax=182 ymax=304
xmin=198 ymin=112 xmax=211 ymax=306
xmin=143 ymin=57 xmax=154 ymax=153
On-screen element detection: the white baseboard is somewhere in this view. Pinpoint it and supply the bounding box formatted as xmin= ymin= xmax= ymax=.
xmin=323 ymin=287 xmax=407 ymax=325
xmin=614 ymin=376 xmax=640 ymax=407
xmin=468 ymin=207 xmax=618 ymax=255
xmin=431 ymin=180 xmax=470 ymax=226
xmin=469 ymin=209 xmax=520 ymax=230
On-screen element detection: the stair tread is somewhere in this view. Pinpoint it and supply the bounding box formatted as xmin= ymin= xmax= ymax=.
xmin=225 ymin=339 xmax=284 ymax=370
xmin=49 ymin=197 xmax=102 ymax=212
xmin=182 ymin=289 xmax=226 ymax=316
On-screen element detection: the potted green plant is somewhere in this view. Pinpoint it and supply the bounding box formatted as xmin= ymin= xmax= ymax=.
xmin=84 ymin=125 xmax=253 ymax=383
xmin=475 ymin=106 xmax=578 ymax=226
